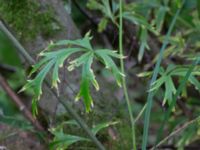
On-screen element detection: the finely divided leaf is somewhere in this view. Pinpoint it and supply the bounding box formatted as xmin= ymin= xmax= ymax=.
xmin=22 ymin=34 xmax=122 ymax=113
xmin=75 ymin=53 xmax=99 ymax=112
xmin=50 ymin=34 xmax=93 ymax=50
xmin=95 ymin=50 xmax=124 ymax=86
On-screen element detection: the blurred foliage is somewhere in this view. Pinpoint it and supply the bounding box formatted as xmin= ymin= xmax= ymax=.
xmin=0 ymin=31 xmax=32 ymax=135
xmin=0 ymin=31 xmax=21 ymax=66
xmin=49 ymin=119 xmax=118 ymax=150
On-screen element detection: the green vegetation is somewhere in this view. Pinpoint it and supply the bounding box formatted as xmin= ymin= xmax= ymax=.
xmin=1 ymin=0 xmax=200 ymax=149
xmin=21 ymin=32 xmax=124 ymax=114
xmin=0 ymin=0 xmax=59 ymax=40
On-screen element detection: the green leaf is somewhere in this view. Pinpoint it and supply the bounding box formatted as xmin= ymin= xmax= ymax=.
xmin=188 ymin=75 xmax=200 ymax=91
xmin=150 ymin=74 xmax=167 ymax=92
xmin=138 ymin=27 xmax=149 ymax=62
xmin=154 ymin=6 xmax=168 ymax=32
xmin=68 ymin=51 xmax=93 ymax=71
xmin=92 ymin=121 xmax=118 ymax=136
xmin=22 ymin=48 xmax=82 ymax=93
xmin=22 ymin=34 xmax=121 ymax=113
xmin=95 ymin=49 xmax=124 ymax=59
xmin=29 ymin=57 xmax=51 ymax=77
xmin=123 ymin=12 xmax=158 ymax=34
xmin=49 ymin=129 xmax=89 ymax=150
xmin=101 ymin=0 xmax=114 ymax=21
xmin=87 ymin=0 xmax=115 ymax=23
xmin=76 ymin=53 xmax=99 ymax=112
xmin=87 ymin=0 xmax=104 ymax=11
xmin=32 ymin=98 xmax=39 ymax=116
xmin=22 ymin=59 xmax=55 ymax=99
xmin=52 ymin=61 xmax=60 ymax=88
xmin=49 ymin=34 xmax=93 ymax=51
xmin=95 ymin=50 xmax=124 ymax=86
xmin=163 ymin=76 xmax=176 ymax=105
xmin=155 ymin=57 xmax=200 ymax=145
xmin=98 ymin=17 xmax=108 ymax=32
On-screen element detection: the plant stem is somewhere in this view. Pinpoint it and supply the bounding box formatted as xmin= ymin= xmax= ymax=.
xmin=152 ymin=116 xmax=200 ymax=150
xmin=0 ymin=73 xmax=45 ymax=132
xmin=141 ymin=1 xmax=185 ymax=150
xmin=134 ymin=103 xmax=147 ymax=124
xmin=119 ymin=0 xmax=136 ymax=150
xmin=0 ymin=20 xmax=105 ymax=150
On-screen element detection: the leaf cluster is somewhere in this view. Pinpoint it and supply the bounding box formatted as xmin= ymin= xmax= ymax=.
xmin=21 ymin=32 xmax=124 ymax=114
xmin=146 ymin=65 xmax=200 ymax=105
xmin=49 ymin=120 xmax=118 ymax=150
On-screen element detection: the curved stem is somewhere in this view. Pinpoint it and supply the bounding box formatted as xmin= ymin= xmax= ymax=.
xmin=119 ymin=1 xmax=136 ymax=150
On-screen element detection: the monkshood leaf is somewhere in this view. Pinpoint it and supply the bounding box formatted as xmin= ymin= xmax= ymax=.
xmin=22 ymin=33 xmax=123 ymax=113
xmin=95 ymin=49 xmax=124 ymax=86
xmin=48 ymin=32 xmax=93 ymax=50
xmin=75 ymin=54 xmax=99 ymax=112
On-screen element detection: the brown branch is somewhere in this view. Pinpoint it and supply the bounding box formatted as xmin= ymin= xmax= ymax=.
xmin=0 ymin=73 xmax=45 ymax=132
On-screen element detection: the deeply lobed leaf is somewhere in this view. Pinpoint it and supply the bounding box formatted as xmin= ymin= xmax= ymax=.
xmin=22 ymin=34 xmax=123 ymax=113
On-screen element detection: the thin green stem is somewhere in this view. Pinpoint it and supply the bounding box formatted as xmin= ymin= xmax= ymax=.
xmin=152 ymin=116 xmax=200 ymax=150
xmin=119 ymin=0 xmax=136 ymax=150
xmin=134 ymin=103 xmax=147 ymax=124
xmin=141 ymin=1 xmax=185 ymax=149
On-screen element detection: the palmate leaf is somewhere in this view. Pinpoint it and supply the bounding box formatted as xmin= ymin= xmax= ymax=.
xmin=149 ymin=65 xmax=200 ymax=105
xmin=22 ymin=33 xmax=123 ymax=113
